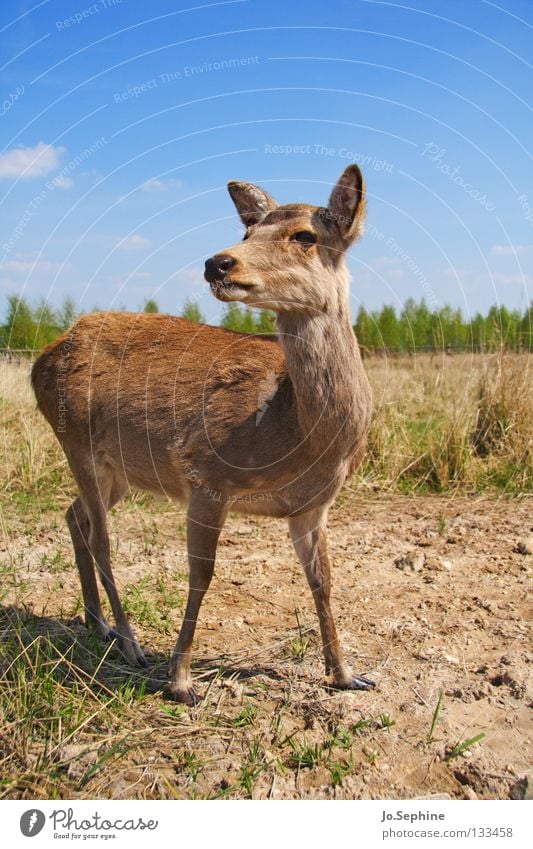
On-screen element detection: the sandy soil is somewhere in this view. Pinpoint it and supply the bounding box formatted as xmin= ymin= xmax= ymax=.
xmin=4 ymin=492 xmax=532 ymax=799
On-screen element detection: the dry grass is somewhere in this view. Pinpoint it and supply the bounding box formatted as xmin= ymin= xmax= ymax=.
xmin=359 ymin=352 xmax=532 ymax=493
xmin=1 ymin=359 xmax=71 ymax=509
xmin=2 ymin=353 xmax=531 ymax=511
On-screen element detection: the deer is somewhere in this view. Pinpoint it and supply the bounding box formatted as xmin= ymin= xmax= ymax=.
xmin=31 ymin=164 xmax=375 ymax=705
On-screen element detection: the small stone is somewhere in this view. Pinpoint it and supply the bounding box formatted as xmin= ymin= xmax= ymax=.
xmin=394 ymin=552 xmax=425 ymax=572
xmin=463 ymin=786 xmax=478 ymax=800
xmin=515 ymin=538 xmax=533 ymax=555
xmin=443 ymin=653 xmax=460 ymax=665
xmin=299 ymin=767 xmax=331 ymax=790
xmin=222 ymin=680 xmax=243 ymax=699
xmin=441 ymin=559 xmax=453 ymax=571
xmin=509 ymin=774 xmax=532 ymax=800
xmin=446 ymin=687 xmax=463 ymax=698
xmin=59 ymin=744 xmax=99 ymax=782
xmin=415 ymin=793 xmax=452 ymax=800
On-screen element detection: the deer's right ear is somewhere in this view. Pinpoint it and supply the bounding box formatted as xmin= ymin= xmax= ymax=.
xmin=327 ymin=165 xmax=366 ymax=243
xmin=227 ymin=181 xmax=278 ymax=227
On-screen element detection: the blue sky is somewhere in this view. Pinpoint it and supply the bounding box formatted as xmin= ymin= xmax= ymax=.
xmin=1 ymin=0 xmax=532 ymax=324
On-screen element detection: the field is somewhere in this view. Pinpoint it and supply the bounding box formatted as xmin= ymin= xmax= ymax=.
xmin=0 ymin=353 xmax=531 ymax=800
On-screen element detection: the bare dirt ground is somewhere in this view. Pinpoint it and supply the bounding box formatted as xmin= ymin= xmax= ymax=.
xmin=2 ymin=491 xmax=532 ymax=800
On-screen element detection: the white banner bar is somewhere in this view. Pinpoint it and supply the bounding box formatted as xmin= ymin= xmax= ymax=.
xmin=2 ymin=799 xmax=530 ymax=848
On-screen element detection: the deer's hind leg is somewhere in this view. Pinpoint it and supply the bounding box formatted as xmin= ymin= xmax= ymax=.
xmin=66 ymin=458 xmax=146 ymax=667
xmin=289 ymin=507 xmax=375 ymax=691
xmin=66 ymin=496 xmax=111 ymax=640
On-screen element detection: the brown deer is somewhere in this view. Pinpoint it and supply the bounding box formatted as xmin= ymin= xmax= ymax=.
xmin=31 ymin=164 xmax=375 ymax=705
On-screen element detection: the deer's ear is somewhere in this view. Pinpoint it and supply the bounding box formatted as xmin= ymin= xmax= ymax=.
xmin=227 ymin=181 xmax=278 ymax=227
xmin=327 ymin=165 xmax=366 ymax=242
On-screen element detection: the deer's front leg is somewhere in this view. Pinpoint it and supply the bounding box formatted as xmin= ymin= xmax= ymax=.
xmin=168 ymin=495 xmax=227 ymax=705
xmin=289 ymin=508 xmax=375 ymax=691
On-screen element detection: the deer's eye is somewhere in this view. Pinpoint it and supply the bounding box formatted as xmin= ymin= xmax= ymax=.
xmin=292 ymin=230 xmax=316 ymax=245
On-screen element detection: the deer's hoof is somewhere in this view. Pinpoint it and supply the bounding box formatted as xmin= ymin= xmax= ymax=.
xmin=168 ymin=686 xmax=201 ymax=707
xmin=347 ymin=674 xmax=376 ymax=691
xmin=86 ymin=615 xmax=113 ymax=641
xmin=330 ymin=674 xmax=376 ymax=692
xmin=105 ymin=630 xmax=147 ymax=668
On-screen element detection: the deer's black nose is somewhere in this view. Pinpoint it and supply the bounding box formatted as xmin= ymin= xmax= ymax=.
xmin=204 ymin=254 xmax=236 ymax=282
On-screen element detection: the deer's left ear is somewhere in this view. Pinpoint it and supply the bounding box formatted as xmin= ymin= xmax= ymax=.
xmin=227 ymin=181 xmax=278 ymax=228
xmin=327 ymin=165 xmax=366 ymax=242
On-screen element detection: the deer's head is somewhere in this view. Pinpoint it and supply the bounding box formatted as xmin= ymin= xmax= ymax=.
xmin=204 ymin=165 xmax=366 ymax=314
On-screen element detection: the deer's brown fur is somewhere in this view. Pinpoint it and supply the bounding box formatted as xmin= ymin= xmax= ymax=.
xmin=31 ymin=165 xmax=375 ymax=704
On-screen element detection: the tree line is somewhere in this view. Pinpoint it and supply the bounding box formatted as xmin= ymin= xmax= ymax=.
xmin=354 ymin=298 xmax=533 ymax=353
xmin=1 ymin=294 xmax=531 ymax=353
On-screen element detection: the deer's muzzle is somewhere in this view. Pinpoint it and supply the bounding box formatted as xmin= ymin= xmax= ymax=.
xmin=204 ymin=254 xmax=236 ymax=283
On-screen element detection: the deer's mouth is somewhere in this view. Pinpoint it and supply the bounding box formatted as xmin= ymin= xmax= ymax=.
xmin=209 ymin=278 xmax=256 ymax=300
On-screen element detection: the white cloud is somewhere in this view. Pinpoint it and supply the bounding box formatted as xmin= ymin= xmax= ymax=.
xmin=80 ymin=169 xmax=104 ymax=184
xmin=443 ymin=266 xmax=474 ymax=278
xmin=387 ymin=268 xmax=405 ymax=280
xmin=492 ymin=271 xmax=532 ymax=286
xmin=141 ymin=177 xmax=182 ymax=193
xmin=51 ymin=175 xmax=73 ymax=190
xmin=490 ymin=244 xmax=530 ymax=257
xmin=115 ymin=234 xmax=152 ymax=251
xmin=0 ymin=142 xmax=65 ymax=179
xmin=4 ymin=255 xmax=72 ymax=274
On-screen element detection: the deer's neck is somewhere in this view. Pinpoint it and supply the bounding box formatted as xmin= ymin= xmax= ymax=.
xmin=276 ymin=299 xmax=371 ymax=457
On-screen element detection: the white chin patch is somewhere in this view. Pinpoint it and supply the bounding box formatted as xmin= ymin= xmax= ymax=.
xmin=211 ymin=279 xmax=256 ymax=301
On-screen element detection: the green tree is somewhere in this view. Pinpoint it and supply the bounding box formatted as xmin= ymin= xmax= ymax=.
xmin=3 ymin=295 xmax=38 ymax=349
xmin=378 ymin=305 xmax=401 ymax=352
xmin=354 ymin=305 xmax=378 ymax=352
xmin=256 ymin=309 xmax=276 ymax=333
xmin=434 ymin=305 xmax=454 ymax=349
xmin=400 ymin=297 xmax=417 ymax=353
xmin=221 ymin=304 xmax=257 ymax=333
xmin=143 ymin=298 xmax=159 ymax=313
xmin=221 ymin=303 xmax=244 ymax=330
xmin=519 ymin=302 xmax=532 ymax=351
xmin=33 ymin=299 xmax=60 ymax=347
xmin=181 ymin=299 xmax=205 ymax=323
xmin=452 ymin=308 xmax=467 ymax=349
xmin=468 ymin=312 xmax=485 ymax=352
xmin=401 ymin=298 xmax=432 ymax=352
xmin=59 ymin=296 xmax=78 ymax=330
